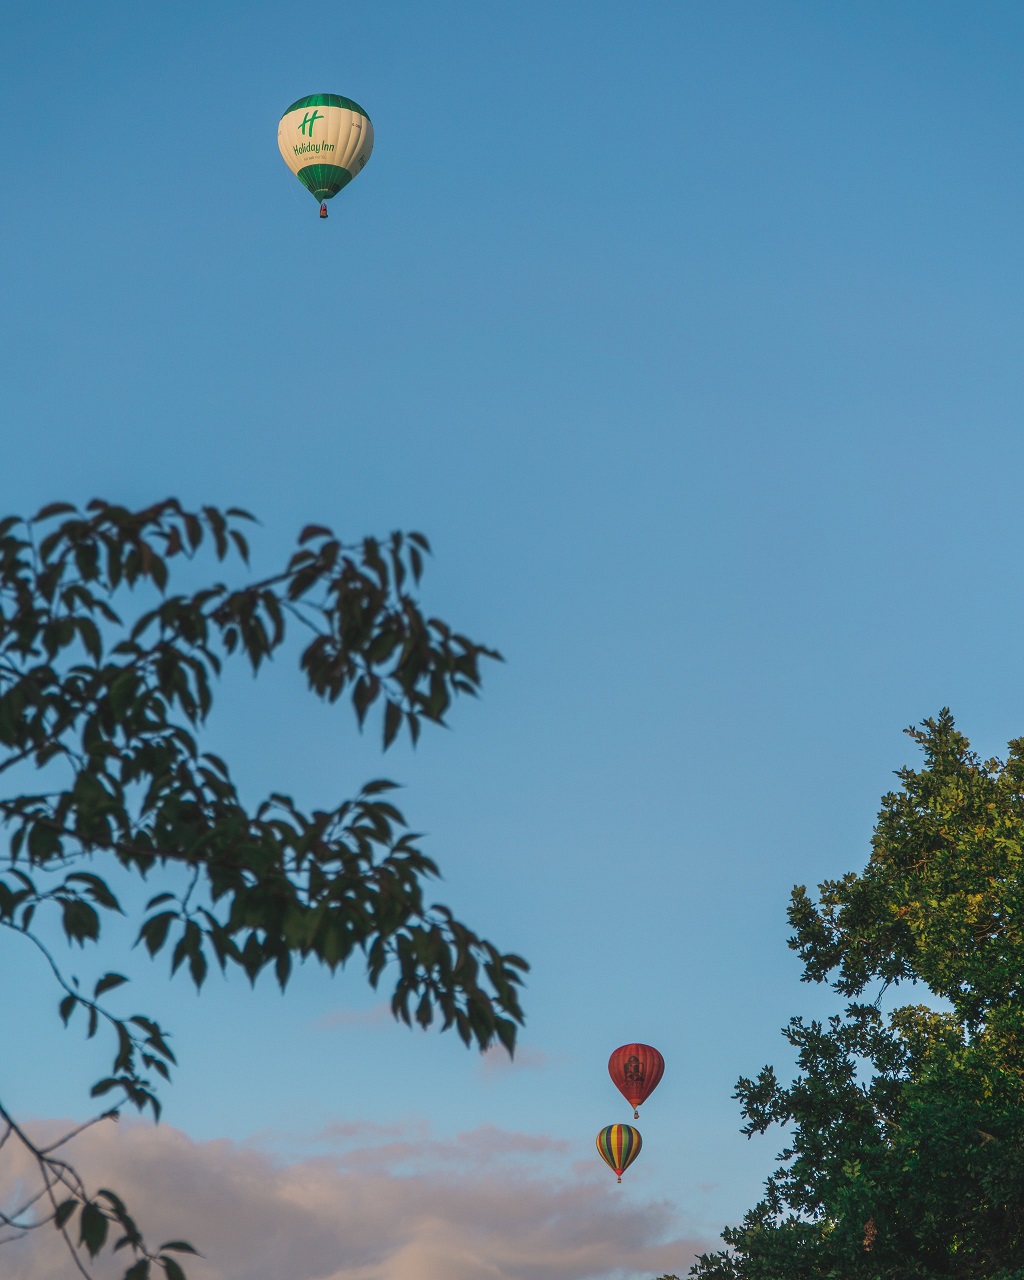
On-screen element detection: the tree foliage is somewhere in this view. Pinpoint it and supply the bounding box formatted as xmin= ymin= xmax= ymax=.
xmin=0 ymin=498 xmax=526 ymax=1278
xmin=692 ymin=711 xmax=1024 ymax=1280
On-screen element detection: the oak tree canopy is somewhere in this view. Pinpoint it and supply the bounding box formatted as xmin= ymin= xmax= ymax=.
xmin=692 ymin=712 xmax=1024 ymax=1280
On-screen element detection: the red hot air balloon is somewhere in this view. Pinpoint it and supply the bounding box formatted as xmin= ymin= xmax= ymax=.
xmin=608 ymin=1043 xmax=665 ymax=1119
xmin=596 ymin=1124 xmax=642 ymax=1183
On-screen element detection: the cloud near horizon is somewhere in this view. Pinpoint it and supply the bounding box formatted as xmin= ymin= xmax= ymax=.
xmin=1 ymin=1116 xmax=707 ymax=1280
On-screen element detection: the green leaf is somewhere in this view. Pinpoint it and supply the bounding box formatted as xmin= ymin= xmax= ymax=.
xmin=95 ymin=1187 xmax=128 ymax=1215
xmin=130 ymin=1015 xmax=177 ymax=1063
xmin=77 ymin=616 xmax=103 ymax=661
xmin=79 ymin=1200 xmax=108 ymax=1257
xmin=187 ymin=938 xmax=208 ymax=989
xmin=32 ymin=501 xmax=77 ymax=521
xmin=67 ymin=872 xmax=124 ymax=913
xmin=138 ymin=911 xmax=176 ymax=956
xmin=94 ymin=972 xmax=129 ymax=998
xmin=203 ymin=506 xmax=228 ymax=559
xmin=61 ymin=898 xmax=100 ymax=944
xmin=361 ymin=778 xmax=399 ymax=796
xmin=383 ymin=700 xmax=403 ymax=749
xmin=109 ymin=670 xmax=138 ymax=719
xmin=54 ymin=1197 xmax=78 ymax=1229
xmin=494 ymin=1017 xmax=517 ymax=1055
xmin=230 ymin=528 xmax=250 ymax=564
xmin=28 ymin=822 xmax=61 ymax=862
xmin=409 ymin=546 xmax=423 ymax=582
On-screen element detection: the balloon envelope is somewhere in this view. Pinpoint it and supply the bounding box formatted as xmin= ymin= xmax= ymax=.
xmin=278 ymin=94 xmax=374 ymax=203
xmin=596 ymin=1124 xmax=642 ymax=1183
xmin=608 ymin=1043 xmax=665 ymax=1118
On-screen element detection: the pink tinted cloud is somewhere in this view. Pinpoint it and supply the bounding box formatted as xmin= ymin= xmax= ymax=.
xmin=477 ymin=1044 xmax=550 ymax=1079
xmin=1 ymin=1117 xmax=706 ymax=1280
xmin=332 ymin=1123 xmax=572 ymax=1176
xmin=312 ymin=1002 xmax=393 ymax=1031
xmin=245 ymin=1117 xmax=429 ymax=1149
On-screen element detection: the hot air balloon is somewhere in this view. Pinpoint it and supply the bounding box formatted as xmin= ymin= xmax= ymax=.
xmin=596 ymin=1124 xmax=642 ymax=1183
xmin=278 ymin=94 xmax=374 ymax=218
xmin=608 ymin=1043 xmax=665 ymax=1119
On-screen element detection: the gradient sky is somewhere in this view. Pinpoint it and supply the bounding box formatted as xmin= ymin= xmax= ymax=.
xmin=5 ymin=3 xmax=1024 ymax=1277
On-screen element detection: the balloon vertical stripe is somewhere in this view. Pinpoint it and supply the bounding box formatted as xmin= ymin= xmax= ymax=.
xmin=596 ymin=1124 xmax=642 ymax=1183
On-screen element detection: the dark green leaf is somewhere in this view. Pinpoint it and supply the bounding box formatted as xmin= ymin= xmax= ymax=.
xmin=383 ymin=700 xmax=403 ymax=749
xmin=138 ymin=911 xmax=176 ymax=956
xmin=54 ymin=1198 xmax=78 ymax=1229
xmin=94 ymin=972 xmax=129 ymax=998
xmin=32 ymin=501 xmax=77 ymax=521
xmin=79 ymin=1200 xmax=108 ymax=1257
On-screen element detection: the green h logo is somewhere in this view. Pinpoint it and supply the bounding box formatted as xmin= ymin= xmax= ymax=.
xmin=298 ymin=109 xmax=323 ymax=137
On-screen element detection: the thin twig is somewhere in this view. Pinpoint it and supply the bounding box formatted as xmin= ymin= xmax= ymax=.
xmin=39 ymin=1158 xmax=94 ymax=1280
xmin=39 ymin=1109 xmax=119 ymax=1156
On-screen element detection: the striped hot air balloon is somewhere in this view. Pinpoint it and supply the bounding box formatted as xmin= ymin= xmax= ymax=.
xmin=596 ymin=1124 xmax=642 ymax=1183
xmin=278 ymin=94 xmax=374 ymax=217
xmin=608 ymin=1043 xmax=665 ymax=1119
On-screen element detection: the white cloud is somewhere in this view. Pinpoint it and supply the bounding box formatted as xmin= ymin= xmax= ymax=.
xmin=0 ymin=1116 xmax=706 ymax=1280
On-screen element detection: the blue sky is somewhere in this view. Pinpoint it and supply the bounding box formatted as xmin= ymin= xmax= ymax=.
xmin=5 ymin=3 xmax=1024 ymax=1276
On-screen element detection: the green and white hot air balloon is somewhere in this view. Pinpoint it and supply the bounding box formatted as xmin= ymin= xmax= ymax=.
xmin=277 ymin=94 xmax=374 ymax=218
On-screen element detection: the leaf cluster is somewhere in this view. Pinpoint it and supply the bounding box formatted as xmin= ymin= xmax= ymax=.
xmin=0 ymin=499 xmax=527 ymax=1279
